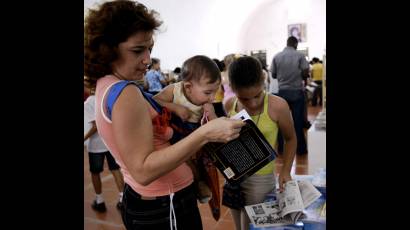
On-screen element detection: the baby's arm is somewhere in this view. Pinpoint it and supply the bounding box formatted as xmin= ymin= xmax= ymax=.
xmin=203 ymin=103 xmax=218 ymax=120
xmin=153 ymin=84 xmax=191 ymax=121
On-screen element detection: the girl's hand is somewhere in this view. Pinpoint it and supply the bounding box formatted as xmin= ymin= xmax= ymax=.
xmin=278 ymin=171 xmax=292 ymax=192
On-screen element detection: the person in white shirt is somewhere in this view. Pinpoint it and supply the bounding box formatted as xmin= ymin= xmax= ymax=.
xmin=84 ymin=81 xmax=125 ymax=213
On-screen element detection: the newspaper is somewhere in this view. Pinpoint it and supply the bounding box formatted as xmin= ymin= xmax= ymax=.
xmin=303 ymin=198 xmax=326 ymax=224
xmin=245 ymin=180 xmax=322 ymax=227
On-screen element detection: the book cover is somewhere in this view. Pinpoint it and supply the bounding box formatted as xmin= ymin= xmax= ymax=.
xmin=203 ymin=110 xmax=277 ymax=183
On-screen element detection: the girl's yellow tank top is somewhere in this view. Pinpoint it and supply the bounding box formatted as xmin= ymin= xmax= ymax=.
xmin=228 ymin=92 xmax=278 ymax=175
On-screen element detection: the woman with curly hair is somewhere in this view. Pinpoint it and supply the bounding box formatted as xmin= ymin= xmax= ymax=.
xmin=84 ymin=1 xmax=244 ymax=229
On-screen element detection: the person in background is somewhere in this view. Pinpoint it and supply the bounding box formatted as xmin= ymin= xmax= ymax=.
xmin=84 ymin=78 xmax=124 ymax=213
xmin=270 ymin=36 xmax=310 ymax=155
xmin=212 ymin=58 xmax=226 ymax=117
xmin=221 ymin=54 xmax=237 ymax=106
xmin=145 ymin=57 xmax=167 ymax=95
xmin=310 ymin=57 xmax=324 ymax=106
xmin=173 ymin=67 xmax=182 ymax=82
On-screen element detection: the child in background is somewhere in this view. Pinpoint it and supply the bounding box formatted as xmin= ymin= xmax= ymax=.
xmin=84 ymin=78 xmax=125 ymax=213
xmin=223 ymin=56 xmax=297 ymax=230
xmin=221 ymin=53 xmax=239 ymax=106
xmin=212 ymin=58 xmax=227 ymax=117
xmin=153 ymin=55 xmax=221 ymax=203
xmin=144 ymin=58 xmax=167 ymax=95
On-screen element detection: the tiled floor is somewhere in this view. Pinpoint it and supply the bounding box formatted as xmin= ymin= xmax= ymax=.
xmin=84 ymin=105 xmax=323 ymax=230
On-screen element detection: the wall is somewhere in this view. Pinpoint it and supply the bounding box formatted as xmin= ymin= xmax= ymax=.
xmin=139 ymin=0 xmax=219 ymax=71
xmin=84 ymin=0 xmax=326 ymax=70
xmin=136 ymin=0 xmax=268 ymax=70
xmin=238 ymin=0 xmax=326 ymax=66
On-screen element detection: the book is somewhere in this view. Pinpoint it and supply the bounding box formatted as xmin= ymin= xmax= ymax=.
xmin=245 ymin=180 xmax=322 ymax=228
xmin=202 ymin=109 xmax=277 ymax=183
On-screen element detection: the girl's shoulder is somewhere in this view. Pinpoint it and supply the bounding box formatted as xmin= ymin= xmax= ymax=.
xmin=267 ymin=94 xmax=287 ymax=108
xmin=267 ymin=94 xmax=289 ymax=121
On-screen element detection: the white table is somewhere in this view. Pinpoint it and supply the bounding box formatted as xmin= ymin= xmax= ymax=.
xmin=307 ymin=125 xmax=326 ymax=174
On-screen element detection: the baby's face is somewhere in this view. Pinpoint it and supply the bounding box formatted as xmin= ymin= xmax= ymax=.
xmin=185 ymin=77 xmax=221 ymax=106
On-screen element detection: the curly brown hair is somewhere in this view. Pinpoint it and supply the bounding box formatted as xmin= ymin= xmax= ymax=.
xmin=84 ymin=0 xmax=162 ymax=86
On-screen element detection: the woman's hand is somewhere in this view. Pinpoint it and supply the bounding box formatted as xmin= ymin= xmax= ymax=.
xmin=200 ymin=117 xmax=245 ymax=143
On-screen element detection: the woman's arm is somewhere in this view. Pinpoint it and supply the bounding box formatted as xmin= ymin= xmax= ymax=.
xmin=112 ymin=85 xmax=244 ymax=186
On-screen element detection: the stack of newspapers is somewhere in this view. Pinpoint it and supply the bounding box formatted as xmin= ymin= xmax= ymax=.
xmin=314 ymin=110 xmax=326 ymax=130
xmin=245 ymin=180 xmax=322 ymax=228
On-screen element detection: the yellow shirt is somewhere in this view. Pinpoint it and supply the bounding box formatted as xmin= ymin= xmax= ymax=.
xmin=228 ymin=93 xmax=278 ymax=175
xmin=311 ymin=63 xmax=324 ymax=81
xmin=213 ymin=86 xmax=224 ymax=103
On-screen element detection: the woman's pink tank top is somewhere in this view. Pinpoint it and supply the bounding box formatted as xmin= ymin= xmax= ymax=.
xmin=95 ymin=75 xmax=193 ymax=197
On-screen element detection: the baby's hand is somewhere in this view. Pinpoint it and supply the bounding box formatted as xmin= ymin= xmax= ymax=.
xmin=203 ymin=103 xmax=217 ymax=120
xmin=175 ymin=105 xmax=191 ymax=122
